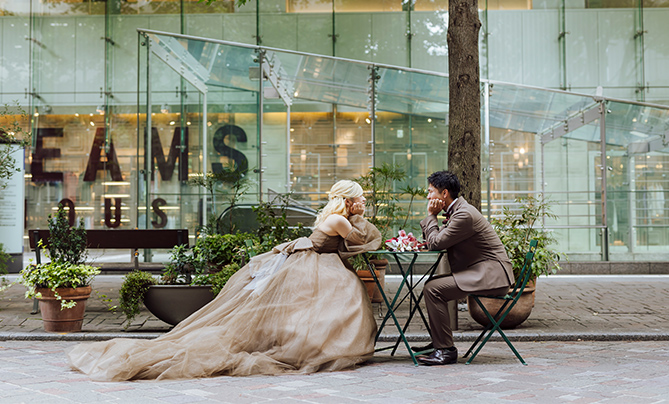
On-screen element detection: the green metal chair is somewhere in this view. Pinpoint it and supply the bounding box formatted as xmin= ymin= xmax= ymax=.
xmin=462 ymin=239 xmax=538 ymax=365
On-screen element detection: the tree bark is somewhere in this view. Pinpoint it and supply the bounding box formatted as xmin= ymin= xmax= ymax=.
xmin=447 ymin=0 xmax=482 ymax=212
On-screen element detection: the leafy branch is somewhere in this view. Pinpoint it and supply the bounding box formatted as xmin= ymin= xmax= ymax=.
xmin=0 ymin=102 xmax=31 ymax=190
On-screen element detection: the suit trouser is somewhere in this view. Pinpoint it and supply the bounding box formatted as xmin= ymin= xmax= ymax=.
xmin=424 ymin=275 xmax=509 ymax=349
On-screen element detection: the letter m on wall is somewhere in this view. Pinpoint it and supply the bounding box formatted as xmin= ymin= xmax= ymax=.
xmin=151 ymin=127 xmax=189 ymax=182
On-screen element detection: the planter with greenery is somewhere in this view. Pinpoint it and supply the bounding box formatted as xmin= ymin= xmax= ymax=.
xmin=18 ymin=205 xmax=100 ymax=332
xmin=119 ymin=232 xmax=253 ymax=328
xmin=468 ymin=195 xmax=565 ymax=329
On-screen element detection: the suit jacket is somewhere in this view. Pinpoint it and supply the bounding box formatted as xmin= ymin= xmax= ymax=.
xmin=420 ymin=197 xmax=514 ymax=293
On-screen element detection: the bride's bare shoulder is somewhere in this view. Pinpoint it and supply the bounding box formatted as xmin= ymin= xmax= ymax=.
xmin=317 ymin=214 xmax=352 ymax=237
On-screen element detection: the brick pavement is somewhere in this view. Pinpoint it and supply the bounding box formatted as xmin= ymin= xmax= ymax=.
xmin=1 ymin=274 xmax=669 ymax=402
xmin=0 ymin=340 xmax=668 ymax=403
xmin=1 ymin=274 xmax=668 ymax=344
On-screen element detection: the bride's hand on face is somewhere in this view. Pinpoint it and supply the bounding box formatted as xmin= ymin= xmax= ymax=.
xmin=347 ymin=200 xmax=366 ymax=216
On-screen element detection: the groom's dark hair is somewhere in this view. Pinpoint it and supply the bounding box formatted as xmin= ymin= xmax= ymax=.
xmin=427 ymin=171 xmax=460 ymax=199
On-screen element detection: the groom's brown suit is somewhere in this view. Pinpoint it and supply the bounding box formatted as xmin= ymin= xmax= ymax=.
xmin=420 ymin=197 xmax=514 ymax=348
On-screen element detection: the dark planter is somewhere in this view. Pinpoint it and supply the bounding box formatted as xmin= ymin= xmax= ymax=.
xmin=144 ymin=285 xmax=215 ymax=326
xmin=36 ymin=286 xmax=92 ymax=332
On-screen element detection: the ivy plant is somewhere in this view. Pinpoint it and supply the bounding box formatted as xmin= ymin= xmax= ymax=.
xmin=118 ymin=270 xmax=158 ymax=329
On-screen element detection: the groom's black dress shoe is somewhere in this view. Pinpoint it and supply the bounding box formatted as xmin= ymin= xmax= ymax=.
xmin=417 ymin=348 xmax=458 ymax=366
xmin=410 ymin=342 xmax=434 ymax=353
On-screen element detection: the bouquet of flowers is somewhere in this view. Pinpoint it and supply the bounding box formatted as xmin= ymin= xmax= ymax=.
xmin=385 ymin=230 xmax=426 ymax=252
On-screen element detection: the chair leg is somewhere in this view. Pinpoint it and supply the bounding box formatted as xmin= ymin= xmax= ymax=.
xmin=464 ymin=296 xmax=526 ymax=365
xmin=463 ymin=297 xmax=509 ymax=358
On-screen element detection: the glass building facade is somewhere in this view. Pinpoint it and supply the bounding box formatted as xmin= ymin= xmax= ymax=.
xmin=0 ymin=0 xmax=668 ymax=261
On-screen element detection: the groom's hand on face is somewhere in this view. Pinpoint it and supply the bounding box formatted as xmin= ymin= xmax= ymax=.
xmin=427 ymin=199 xmax=445 ymax=216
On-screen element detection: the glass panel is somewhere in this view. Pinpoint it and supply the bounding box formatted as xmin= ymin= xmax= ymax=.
xmin=120 ymin=0 xmax=181 ymax=15
xmin=141 ymin=33 xmax=261 ymax=237
xmin=289 ymin=103 xmax=371 ymax=202
xmin=541 ymin=134 xmax=604 ymax=260
xmin=487 ymin=0 xmax=534 ymax=10
xmin=414 ymin=0 xmax=448 ymax=11
xmin=259 ymin=10 xmax=299 ymax=50
xmin=296 ymin=13 xmax=334 ymax=55
xmin=371 ymin=12 xmax=409 ymax=66
xmin=333 ymin=0 xmax=403 ymax=12
xmin=486 ymin=11 xmax=524 ymax=83
xmin=0 ymin=15 xmax=30 ymax=103
xmin=565 ymin=10 xmax=599 ymax=92
xmin=1 ymin=1 xmax=31 ymax=16
xmin=27 ymin=0 xmax=105 ymax=16
xmin=643 ymin=8 xmax=669 ymax=101
xmin=409 ymin=10 xmax=448 ymax=72
xmin=334 ymin=12 xmax=373 ymax=62
xmin=375 ymin=67 xmax=448 ymax=233
xmin=587 ymin=0 xmax=669 ymax=7
xmin=287 ymin=0 xmax=333 ymax=13
xmin=488 ymin=83 xmax=594 ymax=134
xmin=183 ymin=0 xmax=236 ymax=14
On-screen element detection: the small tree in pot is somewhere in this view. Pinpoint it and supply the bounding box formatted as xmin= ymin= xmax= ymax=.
xmin=18 ymin=204 xmax=100 ymax=332
xmin=468 ymin=195 xmax=565 ymax=329
xmin=353 ymin=163 xmax=427 ymax=302
xmin=492 ymin=195 xmax=564 ymax=282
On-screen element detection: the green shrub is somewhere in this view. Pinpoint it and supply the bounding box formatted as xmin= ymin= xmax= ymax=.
xmin=118 ymin=270 xmax=158 ymax=329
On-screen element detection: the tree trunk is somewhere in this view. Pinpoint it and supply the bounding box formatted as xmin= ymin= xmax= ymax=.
xmin=447 ymin=0 xmax=482 ymax=212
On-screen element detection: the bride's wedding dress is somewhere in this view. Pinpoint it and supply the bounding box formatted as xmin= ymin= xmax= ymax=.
xmin=68 ymin=215 xmax=381 ymax=381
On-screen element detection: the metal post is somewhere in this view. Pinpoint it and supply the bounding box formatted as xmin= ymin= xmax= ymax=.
xmin=484 ymin=81 xmax=492 ymax=219
xmin=258 ymin=50 xmax=265 ymax=201
xmin=286 ymin=104 xmax=291 ymax=192
xmin=541 ymin=142 xmax=546 ymax=227
xmin=145 ymin=36 xmax=152 ymax=231
xmin=202 ymin=91 xmax=208 ymax=227
xmin=369 ymin=66 xmax=377 ymax=169
xmin=599 ymin=101 xmax=609 ymax=261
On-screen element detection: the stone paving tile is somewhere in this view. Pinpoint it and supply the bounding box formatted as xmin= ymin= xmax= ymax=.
xmin=2 ymin=274 xmax=669 ymax=343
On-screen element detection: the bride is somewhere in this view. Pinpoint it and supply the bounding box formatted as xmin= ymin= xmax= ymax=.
xmin=68 ymin=180 xmax=382 ymax=381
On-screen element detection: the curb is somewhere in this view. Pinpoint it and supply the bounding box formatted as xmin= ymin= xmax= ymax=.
xmin=2 ymin=331 xmax=669 ymax=343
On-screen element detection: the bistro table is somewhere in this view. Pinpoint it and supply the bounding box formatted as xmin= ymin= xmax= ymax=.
xmin=362 ymin=249 xmax=447 ymax=365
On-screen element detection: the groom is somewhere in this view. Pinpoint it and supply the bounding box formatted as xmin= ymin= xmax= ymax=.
xmin=416 ymin=171 xmax=514 ymax=365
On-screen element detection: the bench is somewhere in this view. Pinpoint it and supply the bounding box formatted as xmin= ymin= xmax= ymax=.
xmin=28 ymin=228 xmax=189 ymax=314
xmin=28 ymin=229 xmax=189 ymax=273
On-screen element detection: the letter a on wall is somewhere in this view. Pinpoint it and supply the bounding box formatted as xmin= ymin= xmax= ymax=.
xmin=84 ymin=128 xmax=124 ymax=182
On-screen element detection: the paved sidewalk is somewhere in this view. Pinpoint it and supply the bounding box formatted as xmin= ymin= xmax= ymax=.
xmin=0 ymin=274 xmax=668 ymax=343
xmin=0 ymin=339 xmax=668 ymax=403
xmin=1 ymin=275 xmax=669 ymax=403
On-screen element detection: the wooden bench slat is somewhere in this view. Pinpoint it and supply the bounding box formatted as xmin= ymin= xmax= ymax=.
xmin=28 ymin=229 xmax=189 ymax=250
xmin=28 ymin=229 xmax=189 ymax=271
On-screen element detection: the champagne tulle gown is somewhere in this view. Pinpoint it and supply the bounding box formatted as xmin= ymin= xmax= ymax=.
xmin=68 ymin=216 xmax=381 ymax=381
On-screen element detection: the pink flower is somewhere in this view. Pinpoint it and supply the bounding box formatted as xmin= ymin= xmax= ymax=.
xmin=385 ymin=230 xmax=425 ymax=252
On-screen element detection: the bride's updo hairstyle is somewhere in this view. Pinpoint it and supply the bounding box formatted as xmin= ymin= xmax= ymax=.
xmin=314 ymin=180 xmax=363 ymax=227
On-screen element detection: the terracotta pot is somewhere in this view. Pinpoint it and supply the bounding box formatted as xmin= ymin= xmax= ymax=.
xmin=144 ymin=285 xmax=215 ymax=326
xmin=467 ymin=284 xmax=536 ymax=329
xmin=36 ymin=286 xmax=92 ymax=333
xmin=357 ymin=258 xmax=387 ymax=303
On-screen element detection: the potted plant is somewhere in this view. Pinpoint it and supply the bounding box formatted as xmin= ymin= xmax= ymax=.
xmin=467 ymin=195 xmax=565 ymax=328
xmin=119 ymin=232 xmax=254 ymax=328
xmin=18 ymin=204 xmax=100 ymax=332
xmin=353 ymin=163 xmax=427 ymax=302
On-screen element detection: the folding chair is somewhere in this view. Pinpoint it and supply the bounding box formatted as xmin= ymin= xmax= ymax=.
xmin=462 ymin=239 xmax=538 ymax=365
